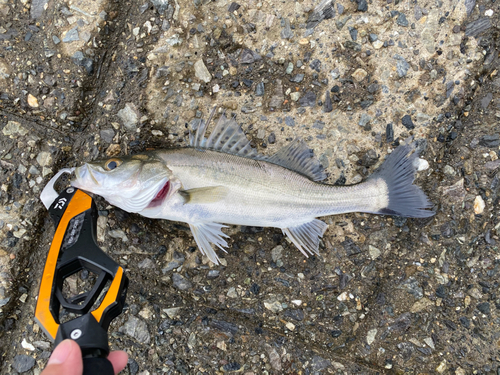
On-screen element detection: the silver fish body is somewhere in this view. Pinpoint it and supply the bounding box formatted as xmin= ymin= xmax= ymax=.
xmin=140 ymin=148 xmax=388 ymax=227
xmin=72 ymin=113 xmax=433 ymax=263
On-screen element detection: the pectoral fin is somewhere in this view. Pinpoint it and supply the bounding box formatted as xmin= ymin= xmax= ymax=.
xmin=282 ymin=219 xmax=328 ymax=257
xmin=189 ymin=222 xmax=229 ymax=264
xmin=181 ymin=186 xmax=229 ymax=204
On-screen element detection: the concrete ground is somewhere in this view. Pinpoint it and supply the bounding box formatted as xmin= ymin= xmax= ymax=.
xmin=0 ymin=0 xmax=499 ymax=373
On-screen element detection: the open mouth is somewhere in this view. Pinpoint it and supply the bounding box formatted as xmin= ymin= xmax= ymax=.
xmin=147 ymin=180 xmax=170 ymax=208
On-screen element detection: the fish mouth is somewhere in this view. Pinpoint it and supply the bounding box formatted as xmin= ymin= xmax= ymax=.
xmin=147 ymin=180 xmax=170 ymax=208
xmin=73 ymin=164 xmax=99 ymax=186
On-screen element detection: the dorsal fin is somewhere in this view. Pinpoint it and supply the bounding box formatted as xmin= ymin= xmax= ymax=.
xmin=266 ymin=138 xmax=327 ymax=181
xmin=190 ymin=109 xmax=326 ymax=181
xmin=190 ymin=108 xmax=260 ymax=158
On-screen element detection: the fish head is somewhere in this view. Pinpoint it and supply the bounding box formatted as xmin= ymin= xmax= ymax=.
xmin=71 ymin=154 xmax=173 ymax=213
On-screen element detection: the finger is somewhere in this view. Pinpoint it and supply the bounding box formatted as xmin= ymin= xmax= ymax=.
xmin=107 ymin=351 xmax=129 ymax=375
xmin=41 ymin=340 xmax=83 ymax=375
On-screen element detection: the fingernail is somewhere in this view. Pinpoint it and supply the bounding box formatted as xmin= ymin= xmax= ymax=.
xmin=47 ymin=339 xmax=73 ymax=365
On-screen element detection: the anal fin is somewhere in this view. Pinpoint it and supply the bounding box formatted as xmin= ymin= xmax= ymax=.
xmin=189 ymin=222 xmax=229 ymax=264
xmin=282 ymin=219 xmax=328 ymax=257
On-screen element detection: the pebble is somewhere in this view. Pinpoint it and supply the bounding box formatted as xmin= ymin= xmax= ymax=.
xmin=33 ymin=341 xmax=51 ymax=350
xmin=105 ymin=142 xmax=120 ymax=156
xmin=207 ymin=270 xmax=220 ymax=279
xmin=290 ymin=92 xmax=300 ymax=102
xmin=27 ymin=93 xmax=38 ymax=107
xmin=480 ymin=134 xmax=499 ymax=147
xmin=443 ymin=165 xmax=455 ymax=175
xmin=474 ymin=195 xmax=485 ymax=214
xmin=358 ymin=113 xmax=371 ymax=127
xmin=351 ymin=68 xmax=367 ymax=82
xmin=172 ymin=273 xmax=192 ymax=290
xmin=400 ymin=277 xmax=423 ymax=298
xmin=108 ymin=229 xmax=128 ymax=242
xmin=299 ymin=91 xmax=316 ymax=107
xmin=264 ymin=299 xmax=283 ymax=313
xmin=100 ymin=129 xmax=115 ymax=143
xmin=477 ymin=302 xmax=490 ymax=314
xmin=436 ymin=360 xmax=447 ymax=373
xmin=138 ymin=258 xmax=155 ymax=269
xmin=290 ymin=74 xmax=304 ymax=83
xmin=223 ymin=363 xmax=241 ymax=371
xmin=394 ymin=54 xmax=410 ymax=77
xmin=3 ymin=121 xmax=28 ymax=137
xmin=285 ymin=62 xmax=293 ymax=75
xmin=119 ymin=316 xmax=150 ymax=344
xmin=240 ymin=49 xmax=261 ymax=64
xmin=366 ymin=328 xmax=377 ymax=345
xmin=12 ymin=355 xmax=35 ymax=373
xmin=63 ymin=27 xmax=79 ymax=42
xmin=117 ymin=103 xmax=140 ymax=131
xmin=311 ymin=356 xmax=331 ymax=371
xmin=163 ymin=307 xmax=181 ymax=319
xmin=396 ymin=13 xmax=409 ymax=27
xmin=21 ymin=339 xmax=35 ymax=351
xmin=285 ymin=116 xmax=295 ymax=127
xmin=386 ymin=123 xmax=394 ymax=142
xmin=357 ymin=0 xmax=368 ymax=12
xmin=271 ymin=245 xmax=283 ymax=262
xmin=348 ymin=27 xmax=358 ymax=41
xmin=228 ymin=2 xmax=240 ymax=12
xmin=401 ymin=114 xmax=415 ymax=129
xmin=281 ymin=18 xmax=293 ymax=39
xmin=309 ymin=59 xmax=321 ymax=72
xmin=255 ymin=82 xmax=264 ymax=96
xmin=465 ymin=0 xmax=476 ymax=15
xmin=268 ymin=132 xmax=276 ymax=144
xmin=36 ymin=152 xmax=53 ymax=167
xmin=194 ymin=59 xmax=212 ymax=83
xmin=265 ymin=344 xmax=282 ymax=371
xmin=368 ymin=245 xmax=381 ymax=260
xmin=269 ymin=80 xmax=284 ymax=108
xmin=323 ymin=91 xmax=332 ymax=112
xmin=341 ymin=237 xmax=361 ymax=255
xmin=485 ymin=159 xmax=500 ymax=170
xmin=372 ymin=40 xmax=384 ymax=49
xmin=227 ymin=287 xmax=238 ymax=298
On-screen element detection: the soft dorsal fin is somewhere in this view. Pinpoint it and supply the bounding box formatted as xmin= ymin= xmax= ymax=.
xmin=190 ymin=108 xmax=260 ymax=158
xmin=266 ymin=138 xmax=327 ymax=181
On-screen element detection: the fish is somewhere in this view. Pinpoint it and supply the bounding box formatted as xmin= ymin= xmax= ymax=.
xmin=71 ymin=109 xmax=434 ymax=264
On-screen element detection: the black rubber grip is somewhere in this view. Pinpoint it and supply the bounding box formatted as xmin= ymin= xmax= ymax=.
xmin=83 ymin=357 xmax=114 ymax=375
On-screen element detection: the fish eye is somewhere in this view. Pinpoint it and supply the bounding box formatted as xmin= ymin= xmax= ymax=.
xmin=104 ymin=158 xmax=122 ymax=171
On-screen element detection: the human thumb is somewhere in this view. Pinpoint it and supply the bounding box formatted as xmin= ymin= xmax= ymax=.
xmin=41 ymin=339 xmax=83 ymax=375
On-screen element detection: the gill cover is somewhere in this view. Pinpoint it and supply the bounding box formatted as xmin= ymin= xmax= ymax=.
xmin=71 ymin=155 xmax=171 ymax=213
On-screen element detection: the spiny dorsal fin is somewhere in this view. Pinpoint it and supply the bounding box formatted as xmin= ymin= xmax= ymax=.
xmin=190 ymin=110 xmax=326 ymax=181
xmin=181 ymin=186 xmax=229 ymax=204
xmin=190 ymin=109 xmax=260 ymax=158
xmin=266 ymin=138 xmax=327 ymax=181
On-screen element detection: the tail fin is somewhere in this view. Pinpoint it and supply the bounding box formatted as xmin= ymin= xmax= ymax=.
xmin=369 ymin=141 xmax=434 ymax=218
